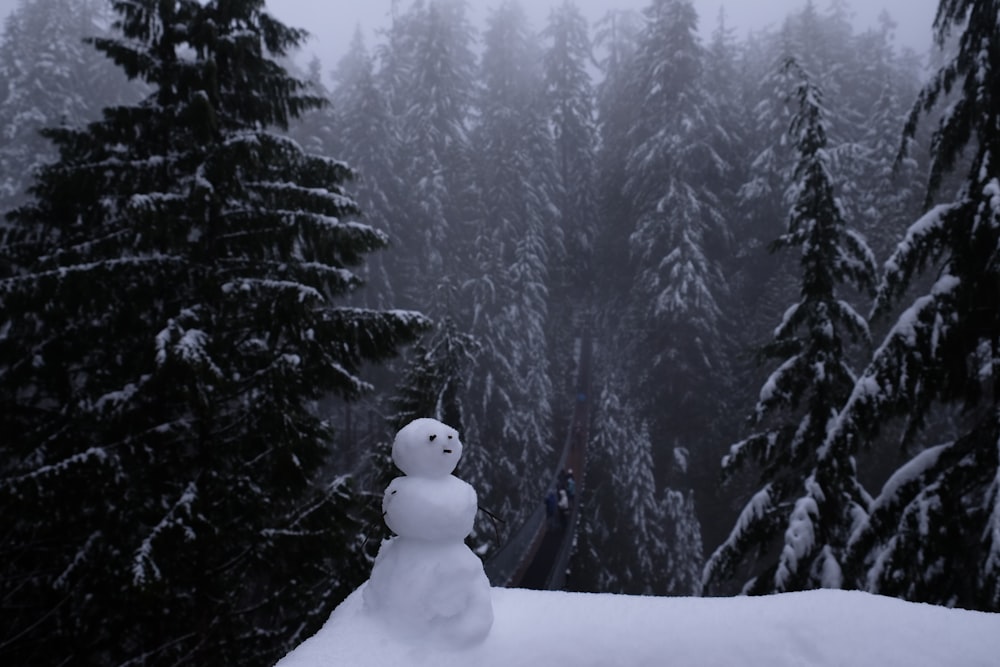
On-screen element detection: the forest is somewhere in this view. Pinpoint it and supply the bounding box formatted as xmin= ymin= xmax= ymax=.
xmin=0 ymin=0 xmax=998 ymax=665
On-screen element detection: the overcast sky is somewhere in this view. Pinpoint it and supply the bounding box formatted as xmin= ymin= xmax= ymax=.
xmin=266 ymin=0 xmax=939 ymax=73
xmin=0 ymin=0 xmax=939 ymax=73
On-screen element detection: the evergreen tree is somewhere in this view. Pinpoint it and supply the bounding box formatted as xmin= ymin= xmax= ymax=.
xmin=285 ymin=56 xmax=337 ymax=157
xmin=465 ymin=0 xmax=555 ymax=524
xmin=661 ymin=487 xmax=704 ymax=595
xmin=387 ymin=317 xmax=480 ymax=434
xmin=591 ymin=8 xmax=642 ymax=298
xmin=0 ymin=0 xmax=135 ymax=214
xmin=326 ymin=28 xmax=405 ymax=308
xmin=0 ymin=1 xmax=427 ymax=664
xmin=541 ymin=0 xmax=598 ymax=437
xmin=621 ymin=0 xmax=731 ymax=486
xmin=704 ymin=60 xmax=877 ymax=595
xmin=572 ymin=371 xmax=704 ymax=595
xmin=542 ymin=0 xmax=597 ymax=291
xmin=380 ymin=0 xmax=478 ymax=315
xmin=835 ymin=14 xmax=924 ymax=263
xmin=573 ymin=377 xmax=665 ymax=594
xmin=832 ymin=0 xmax=1000 ymax=612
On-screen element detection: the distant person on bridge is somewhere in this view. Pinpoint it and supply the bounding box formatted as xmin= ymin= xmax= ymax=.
xmin=557 ymin=488 xmax=570 ymax=527
xmin=545 ymin=489 xmax=558 ymax=528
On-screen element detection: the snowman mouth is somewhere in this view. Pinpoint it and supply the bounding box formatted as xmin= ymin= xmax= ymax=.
xmin=443 ymin=449 xmax=453 ymax=454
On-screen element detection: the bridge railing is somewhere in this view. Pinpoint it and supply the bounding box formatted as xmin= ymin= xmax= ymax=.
xmin=483 ymin=501 xmax=546 ymax=587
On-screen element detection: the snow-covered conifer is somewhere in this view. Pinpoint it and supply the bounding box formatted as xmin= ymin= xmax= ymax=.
xmin=833 ymin=0 xmax=1000 ymax=612
xmin=0 ymin=1 xmax=427 ymax=664
xmin=704 ymin=59 xmax=876 ymax=595
xmin=465 ymin=0 xmax=556 ymax=522
xmin=662 ymin=488 xmax=705 ymax=595
xmin=575 ymin=377 xmax=665 ymax=594
xmin=620 ymin=0 xmax=732 ymax=479
xmin=379 ymin=0 xmax=478 ymax=315
xmin=540 ymin=0 xmax=600 ymax=434
xmin=325 ymin=29 xmax=405 ymax=308
xmin=542 ymin=0 xmax=598 ymax=290
xmin=591 ymin=8 xmax=642 ymax=288
xmin=0 ymin=0 xmax=135 ymax=214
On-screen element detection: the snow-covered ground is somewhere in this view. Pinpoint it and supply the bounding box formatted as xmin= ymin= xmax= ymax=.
xmin=276 ymin=583 xmax=1000 ymax=667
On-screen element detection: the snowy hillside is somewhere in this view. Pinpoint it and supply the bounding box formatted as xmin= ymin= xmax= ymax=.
xmin=276 ymin=584 xmax=1000 ymax=667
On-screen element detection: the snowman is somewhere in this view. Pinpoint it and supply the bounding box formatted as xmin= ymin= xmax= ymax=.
xmin=363 ymin=418 xmax=494 ymax=646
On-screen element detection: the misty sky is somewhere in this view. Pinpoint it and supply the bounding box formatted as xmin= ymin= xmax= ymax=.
xmin=0 ymin=1 xmax=939 ymax=73
xmin=266 ymin=0 xmax=939 ymax=72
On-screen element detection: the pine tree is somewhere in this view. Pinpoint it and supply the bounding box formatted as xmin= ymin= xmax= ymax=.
xmin=541 ymin=0 xmax=598 ymax=439
xmin=465 ymin=0 xmax=556 ymax=524
xmin=573 ymin=377 xmax=665 ymax=594
xmin=542 ymin=0 xmax=597 ymax=291
xmin=832 ymin=0 xmax=1000 ymax=612
xmin=387 ymin=317 xmax=480 ymax=435
xmin=573 ymin=371 xmax=704 ymax=595
xmin=0 ymin=0 xmax=135 ymax=214
xmin=661 ymin=487 xmax=704 ymax=595
xmin=832 ymin=14 xmax=925 ymax=264
xmin=0 ymin=1 xmax=428 ymax=664
xmin=591 ymin=8 xmax=642 ymax=297
xmin=704 ymin=59 xmax=877 ymax=595
xmin=326 ymin=28 xmax=405 ymax=308
xmin=380 ymin=0 xmax=478 ymax=315
xmin=621 ymin=0 xmax=731 ymax=489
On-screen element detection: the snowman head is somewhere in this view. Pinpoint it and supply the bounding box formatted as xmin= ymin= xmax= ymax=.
xmin=392 ymin=418 xmax=463 ymax=478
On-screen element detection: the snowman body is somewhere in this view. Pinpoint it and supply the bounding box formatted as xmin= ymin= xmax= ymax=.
xmin=363 ymin=418 xmax=493 ymax=646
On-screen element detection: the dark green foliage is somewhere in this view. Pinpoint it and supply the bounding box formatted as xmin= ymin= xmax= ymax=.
xmin=831 ymin=0 xmax=1000 ymax=611
xmin=543 ymin=0 xmax=598 ymax=290
xmin=324 ymin=31 xmax=404 ymax=309
xmin=616 ymin=0 xmax=732 ymax=462
xmin=378 ymin=0 xmax=478 ymax=316
xmin=464 ymin=0 xmax=556 ymax=526
xmin=845 ymin=422 xmax=1000 ymax=609
xmin=538 ymin=0 xmax=598 ymax=470
xmin=704 ymin=59 xmax=876 ymax=595
xmin=387 ymin=317 xmax=480 ymax=434
xmin=0 ymin=1 xmax=427 ymax=664
xmin=0 ymin=0 xmax=137 ymax=215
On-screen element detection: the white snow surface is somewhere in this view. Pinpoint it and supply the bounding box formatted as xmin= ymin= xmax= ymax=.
xmin=276 ymin=585 xmax=1000 ymax=667
xmin=280 ymin=417 xmax=1000 ymax=665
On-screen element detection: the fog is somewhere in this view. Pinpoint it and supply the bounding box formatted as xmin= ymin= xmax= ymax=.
xmin=0 ymin=1 xmax=939 ymax=72
xmin=265 ymin=0 xmax=938 ymax=72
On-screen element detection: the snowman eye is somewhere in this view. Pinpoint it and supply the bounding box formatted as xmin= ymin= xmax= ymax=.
xmin=429 ymin=434 xmax=437 ymax=442
xmin=448 ymin=434 xmax=453 ymax=439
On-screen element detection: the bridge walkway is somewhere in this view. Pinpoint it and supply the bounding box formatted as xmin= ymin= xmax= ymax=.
xmin=484 ymin=330 xmax=591 ymax=590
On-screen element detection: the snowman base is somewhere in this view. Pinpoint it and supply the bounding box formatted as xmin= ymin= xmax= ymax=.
xmin=363 ymin=536 xmax=494 ymax=647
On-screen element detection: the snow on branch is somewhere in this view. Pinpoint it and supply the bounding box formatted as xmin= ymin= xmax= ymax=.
xmin=756 ymin=353 xmax=805 ymax=418
xmin=1 ymin=446 xmax=117 ymax=490
xmin=831 ymin=299 xmax=871 ymax=343
xmin=984 ymin=434 xmax=1000 ymax=608
xmin=220 ymin=278 xmax=324 ymax=304
xmin=703 ymin=484 xmax=775 ymax=587
xmin=775 ymin=477 xmax=821 ymax=591
xmin=0 ymin=255 xmax=188 ymax=293
xmin=54 ymin=530 xmax=103 ymax=590
xmin=822 ymin=273 xmax=962 ymax=457
xmin=876 ymin=203 xmax=955 ymax=314
xmin=155 ymin=318 xmax=223 ymax=379
xmin=132 ymin=481 xmax=199 ymax=587
xmin=843 ymin=441 xmax=950 ymax=592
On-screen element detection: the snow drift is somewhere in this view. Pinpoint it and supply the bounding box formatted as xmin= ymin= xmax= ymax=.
xmin=276 ymin=584 xmax=1000 ymax=667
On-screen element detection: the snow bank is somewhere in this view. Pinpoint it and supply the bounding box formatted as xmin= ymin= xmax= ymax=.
xmin=276 ymin=584 xmax=1000 ymax=667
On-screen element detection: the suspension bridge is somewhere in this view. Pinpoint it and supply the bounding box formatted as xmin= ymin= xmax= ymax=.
xmin=484 ymin=331 xmax=592 ymax=590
